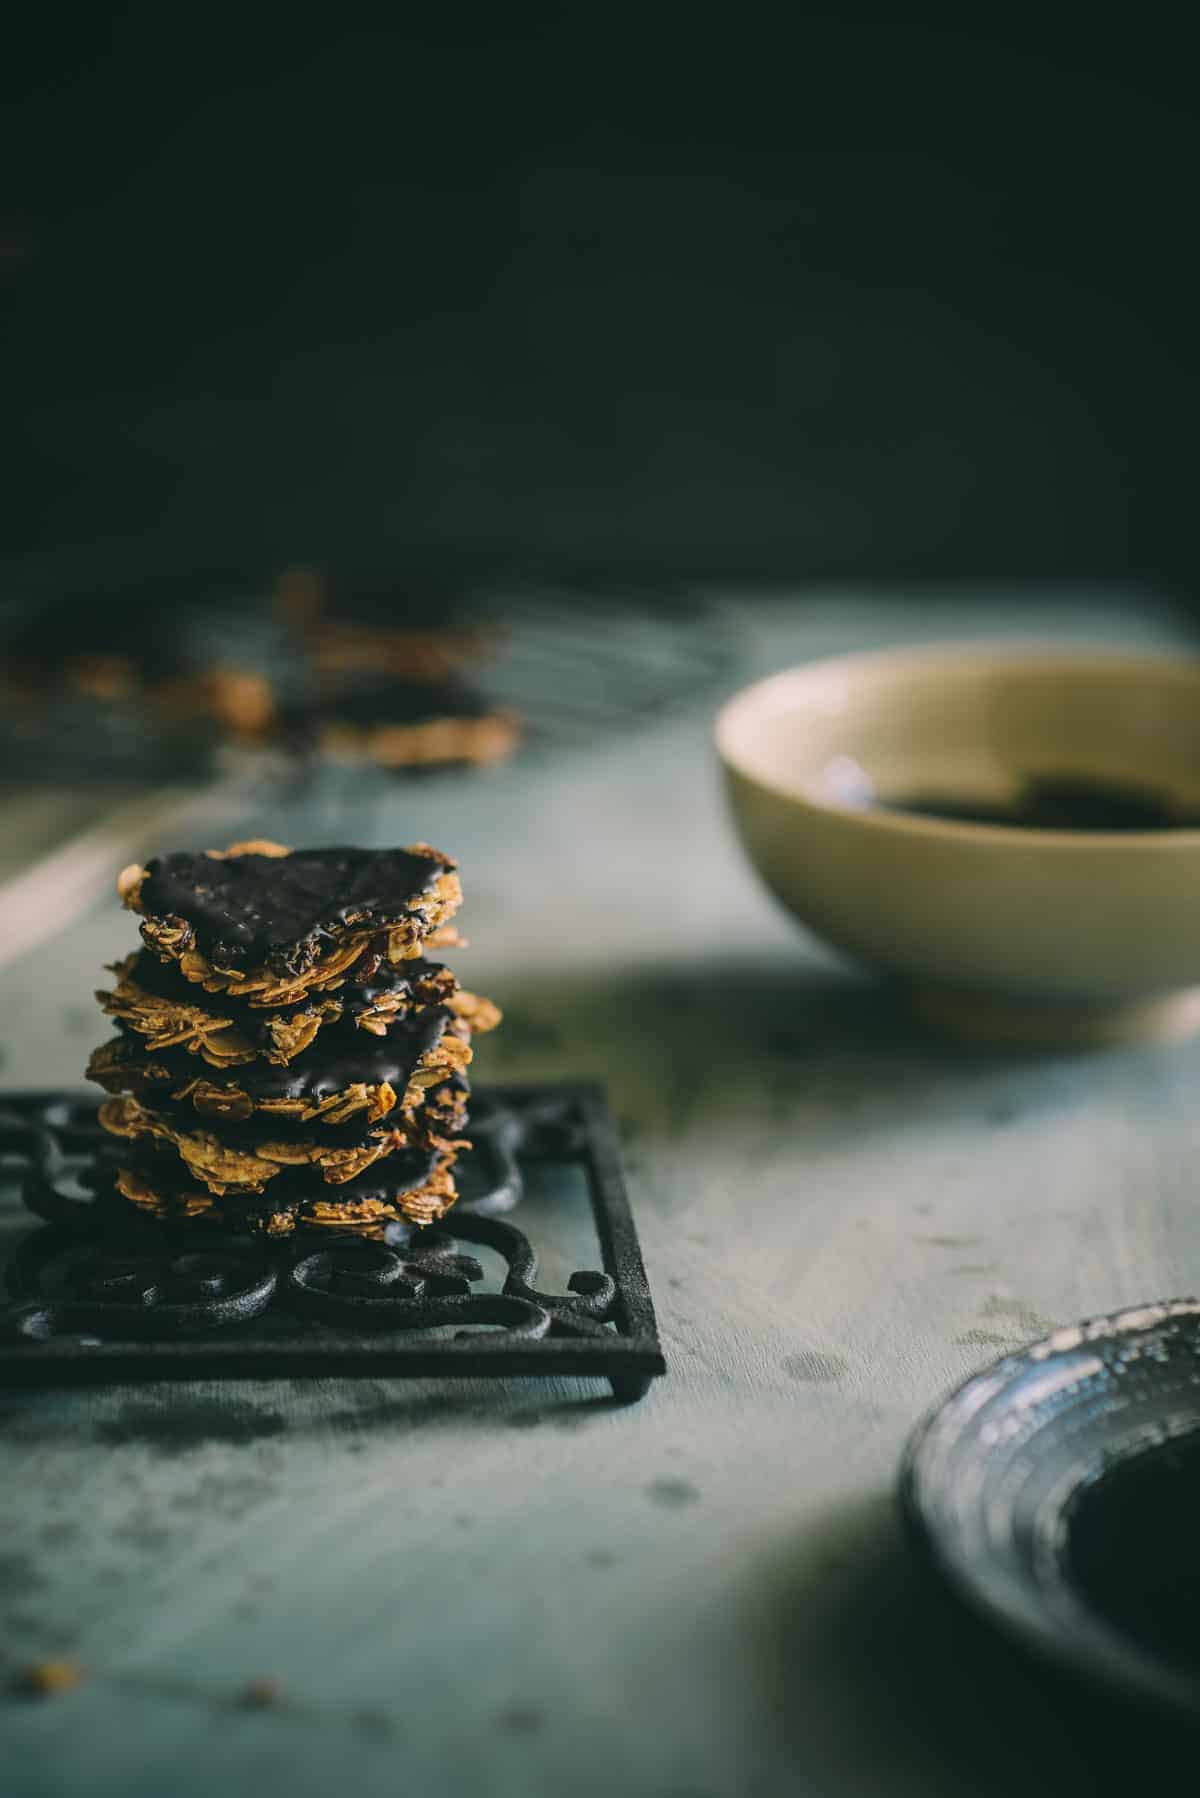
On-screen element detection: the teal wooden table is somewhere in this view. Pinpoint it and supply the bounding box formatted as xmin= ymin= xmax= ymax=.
xmin=4 ymin=589 xmax=1198 ymax=1796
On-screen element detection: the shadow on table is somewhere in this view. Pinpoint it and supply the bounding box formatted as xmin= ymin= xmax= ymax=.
xmin=484 ymin=960 xmax=1099 ymax=1151
xmin=743 ymin=1492 xmax=1199 ymax=1795
xmin=0 ymin=1376 xmax=635 ymax=1452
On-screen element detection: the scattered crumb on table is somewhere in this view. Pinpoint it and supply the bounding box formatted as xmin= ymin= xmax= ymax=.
xmin=238 ymin=1676 xmax=285 ymax=1709
xmin=15 ymin=1659 xmax=84 ymax=1699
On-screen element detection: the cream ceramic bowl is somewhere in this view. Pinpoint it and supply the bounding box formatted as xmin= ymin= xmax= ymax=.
xmin=716 ymin=644 xmax=1200 ymax=1046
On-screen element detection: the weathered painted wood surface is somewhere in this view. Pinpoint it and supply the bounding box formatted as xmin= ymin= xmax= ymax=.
xmin=3 ymin=589 xmax=1197 ymax=1796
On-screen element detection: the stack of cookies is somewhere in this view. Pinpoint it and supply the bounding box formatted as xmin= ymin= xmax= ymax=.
xmin=87 ymin=840 xmax=499 ymax=1238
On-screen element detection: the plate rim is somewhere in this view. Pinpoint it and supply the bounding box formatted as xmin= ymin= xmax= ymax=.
xmin=899 ymin=1296 xmax=1200 ymax=1716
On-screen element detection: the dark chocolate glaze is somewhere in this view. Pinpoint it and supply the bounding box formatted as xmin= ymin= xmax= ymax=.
xmin=195 ymin=1007 xmax=447 ymax=1101
xmin=139 ymin=845 xmax=454 ymax=974
xmin=267 ymin=1142 xmax=443 ymax=1205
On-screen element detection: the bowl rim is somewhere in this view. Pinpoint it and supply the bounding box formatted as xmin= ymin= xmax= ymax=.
xmin=714 ymin=640 xmax=1200 ymax=850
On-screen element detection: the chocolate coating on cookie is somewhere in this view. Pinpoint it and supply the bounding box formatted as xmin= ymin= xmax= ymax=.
xmin=138 ymin=845 xmax=455 ymax=974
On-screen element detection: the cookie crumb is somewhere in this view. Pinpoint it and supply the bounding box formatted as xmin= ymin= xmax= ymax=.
xmin=16 ymin=1659 xmax=84 ymax=1698
xmin=238 ymin=1676 xmax=284 ymax=1708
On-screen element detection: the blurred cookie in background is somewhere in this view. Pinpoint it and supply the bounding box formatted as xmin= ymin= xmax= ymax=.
xmin=272 ymin=565 xmax=520 ymax=772
xmin=297 ymin=677 xmax=520 ymax=771
xmin=0 ymin=572 xmax=299 ymax=778
xmin=273 ymin=565 xmax=499 ymax=682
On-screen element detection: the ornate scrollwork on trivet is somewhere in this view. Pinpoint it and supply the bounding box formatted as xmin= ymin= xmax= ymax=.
xmin=285 ymin=1215 xmax=617 ymax=1340
xmin=2 ymin=1093 xmax=616 ymax=1345
xmin=4 ymin=1237 xmax=277 ymax=1342
xmin=287 ymin=1238 xmax=552 ymax=1340
xmin=0 ymin=1084 xmax=664 ymax=1398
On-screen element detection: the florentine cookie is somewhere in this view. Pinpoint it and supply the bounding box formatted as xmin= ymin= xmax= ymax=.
xmin=273 ymin=565 xmax=496 ymax=681
xmin=99 ymin=946 xmax=487 ymax=1064
xmin=118 ymin=840 xmax=462 ymax=980
xmin=91 ymin=832 xmax=495 ymax=1242
xmin=305 ymin=679 xmax=520 ymax=771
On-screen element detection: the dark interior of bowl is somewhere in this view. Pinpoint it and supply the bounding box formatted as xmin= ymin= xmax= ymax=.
xmin=1066 ymin=1429 xmax=1200 ymax=1675
xmin=879 ymin=773 xmax=1200 ymax=832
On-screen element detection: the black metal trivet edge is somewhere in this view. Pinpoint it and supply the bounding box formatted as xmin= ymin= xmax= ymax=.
xmin=0 ymin=1082 xmax=665 ymax=1401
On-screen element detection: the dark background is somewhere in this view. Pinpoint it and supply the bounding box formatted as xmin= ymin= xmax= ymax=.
xmin=6 ymin=10 xmax=1198 ymax=602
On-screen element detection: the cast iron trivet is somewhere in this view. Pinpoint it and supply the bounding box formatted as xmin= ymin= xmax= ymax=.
xmin=901 ymin=1299 xmax=1200 ymax=1717
xmin=0 ymin=1083 xmax=664 ymax=1401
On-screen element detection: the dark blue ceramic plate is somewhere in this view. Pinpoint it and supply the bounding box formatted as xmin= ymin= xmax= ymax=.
xmin=901 ymin=1300 xmax=1200 ymax=1716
